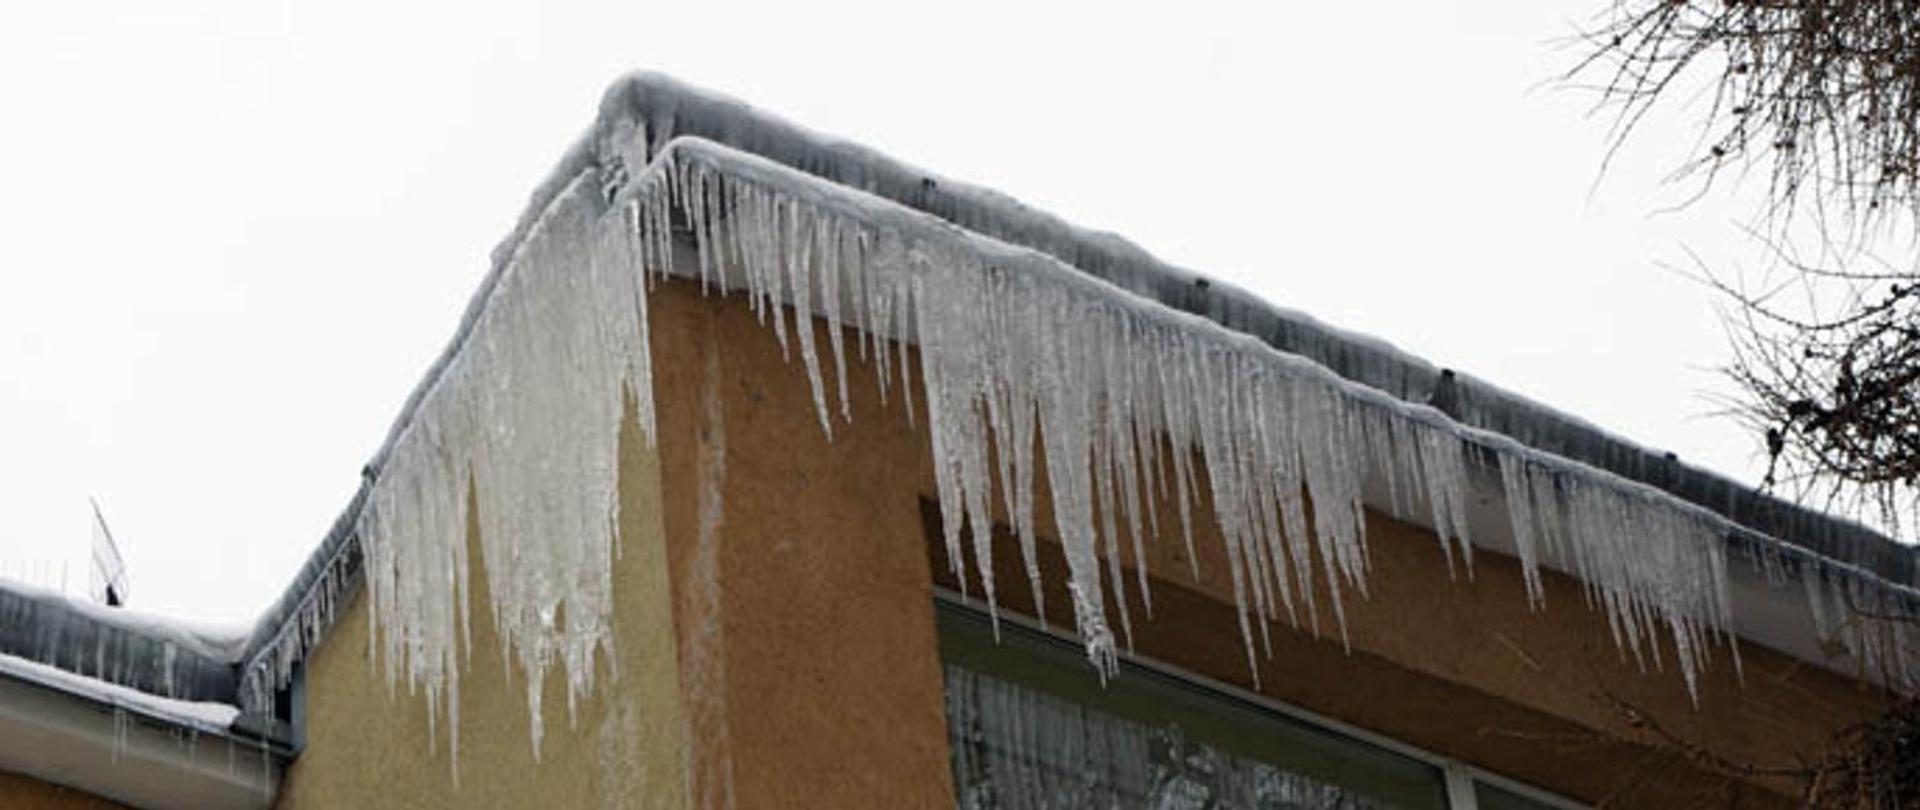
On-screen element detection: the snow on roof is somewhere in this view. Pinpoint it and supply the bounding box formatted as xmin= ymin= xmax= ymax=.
xmin=0 ymin=577 xmax=245 ymax=711
xmin=1 ymin=578 xmax=250 ymax=663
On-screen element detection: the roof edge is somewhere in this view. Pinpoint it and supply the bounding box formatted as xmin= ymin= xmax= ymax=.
xmin=592 ymin=71 xmax=1915 ymax=581
xmin=209 ymin=70 xmax=1912 ymax=709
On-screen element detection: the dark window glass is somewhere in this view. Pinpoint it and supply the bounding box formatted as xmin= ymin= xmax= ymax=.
xmin=938 ymin=604 xmax=1449 ymax=810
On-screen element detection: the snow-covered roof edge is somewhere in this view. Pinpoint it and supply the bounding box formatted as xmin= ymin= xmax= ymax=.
xmin=236 ymin=71 xmax=1914 ymax=707
xmin=17 ymin=72 xmax=1905 ymax=721
xmin=0 ymin=579 xmax=244 ymax=708
xmin=587 ymin=73 xmax=1908 ymax=580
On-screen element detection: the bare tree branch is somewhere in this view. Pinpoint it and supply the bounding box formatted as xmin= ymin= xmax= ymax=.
xmin=1575 ymin=0 xmax=1920 ymax=234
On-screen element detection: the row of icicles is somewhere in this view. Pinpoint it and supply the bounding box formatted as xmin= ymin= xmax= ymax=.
xmin=343 ymin=134 xmax=1920 ymax=766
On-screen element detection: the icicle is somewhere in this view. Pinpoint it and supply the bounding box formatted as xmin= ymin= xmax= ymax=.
xmin=111 ymin=707 xmax=127 ymax=764
xmin=819 ymin=216 xmax=854 ymax=425
xmin=647 ymin=138 xmax=1920 ymax=696
xmin=346 ymin=128 xmax=1920 ymax=771
xmin=784 ymin=202 xmax=834 ymax=438
xmin=356 ymin=170 xmax=659 ymax=761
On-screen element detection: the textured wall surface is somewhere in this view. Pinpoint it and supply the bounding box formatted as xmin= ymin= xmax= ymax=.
xmin=647 ymin=277 xmax=960 ymax=810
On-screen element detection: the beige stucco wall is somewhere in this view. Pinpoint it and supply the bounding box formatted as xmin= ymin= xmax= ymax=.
xmin=276 ymin=278 xmax=1894 ymax=809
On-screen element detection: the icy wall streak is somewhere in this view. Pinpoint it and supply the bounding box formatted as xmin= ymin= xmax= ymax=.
xmin=686 ymin=342 xmax=737 ymax=810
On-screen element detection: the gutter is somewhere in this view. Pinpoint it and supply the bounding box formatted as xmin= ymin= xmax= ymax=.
xmin=0 ymin=658 xmax=286 ymax=810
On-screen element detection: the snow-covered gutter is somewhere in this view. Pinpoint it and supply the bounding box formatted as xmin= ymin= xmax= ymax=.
xmin=0 ymin=652 xmax=281 ymax=810
xmin=0 ymin=581 xmax=285 ymax=805
xmin=0 ymin=579 xmax=244 ymax=705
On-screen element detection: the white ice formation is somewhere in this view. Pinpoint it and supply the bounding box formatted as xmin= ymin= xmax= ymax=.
xmin=357 ymin=173 xmax=653 ymax=760
xmin=345 ymin=116 xmax=1920 ymax=757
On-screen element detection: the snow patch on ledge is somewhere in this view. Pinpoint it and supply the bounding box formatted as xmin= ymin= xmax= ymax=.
xmin=0 ymin=578 xmax=253 ymax=664
xmin=0 ymin=578 xmax=250 ymax=708
xmin=0 ymin=652 xmax=240 ymax=733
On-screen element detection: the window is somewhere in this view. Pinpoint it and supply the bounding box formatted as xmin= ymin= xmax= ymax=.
xmin=936 ymin=598 xmax=1579 ymax=810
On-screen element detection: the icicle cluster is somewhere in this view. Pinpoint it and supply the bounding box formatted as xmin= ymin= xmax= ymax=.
xmin=943 ymin=663 xmax=1393 ymax=809
xmin=634 ymin=138 xmax=1766 ymax=691
xmin=1802 ymin=563 xmax=1920 ymax=689
xmin=1497 ymin=456 xmax=1738 ymax=696
xmin=240 ymin=530 xmax=357 ymax=713
xmin=356 ymin=127 xmax=1920 ymax=759
xmin=357 ymin=172 xmax=655 ymax=759
xmin=641 ymin=140 xmax=1496 ymax=679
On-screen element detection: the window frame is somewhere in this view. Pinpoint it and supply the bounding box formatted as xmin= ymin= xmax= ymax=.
xmin=934 ymin=590 xmax=1584 ymax=810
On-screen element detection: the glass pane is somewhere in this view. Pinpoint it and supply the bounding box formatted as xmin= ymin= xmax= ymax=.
xmin=938 ymin=605 xmax=1448 ymax=810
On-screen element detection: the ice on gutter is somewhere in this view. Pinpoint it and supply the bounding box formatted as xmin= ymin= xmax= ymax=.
xmin=336 ymin=121 xmax=1920 ymax=762
xmin=0 ymin=649 xmax=278 ymax=810
xmin=223 ymin=73 xmax=1920 ymax=755
xmin=640 ymin=137 xmax=1920 ymax=693
xmin=591 ymin=73 xmax=1916 ymax=587
xmin=0 ymin=578 xmax=246 ymax=706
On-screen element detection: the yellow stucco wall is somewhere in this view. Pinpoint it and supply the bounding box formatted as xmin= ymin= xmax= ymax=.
xmin=274 ymin=278 xmax=1894 ymax=809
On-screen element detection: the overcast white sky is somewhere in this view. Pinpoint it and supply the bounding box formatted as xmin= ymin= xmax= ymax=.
xmin=0 ymin=1 xmax=1811 ymax=625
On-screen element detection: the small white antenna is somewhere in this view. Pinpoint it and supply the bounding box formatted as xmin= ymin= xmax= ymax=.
xmin=89 ymin=498 xmax=129 ymax=607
